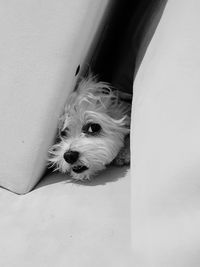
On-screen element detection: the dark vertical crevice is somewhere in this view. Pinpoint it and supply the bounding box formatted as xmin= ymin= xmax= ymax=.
xmin=91 ymin=0 xmax=167 ymax=93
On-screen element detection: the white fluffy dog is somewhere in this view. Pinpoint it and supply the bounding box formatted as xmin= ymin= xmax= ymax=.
xmin=49 ymin=74 xmax=131 ymax=181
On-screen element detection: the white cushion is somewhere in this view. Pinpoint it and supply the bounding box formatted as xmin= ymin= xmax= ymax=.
xmin=0 ymin=0 xmax=111 ymax=194
xmin=132 ymin=0 xmax=200 ymax=265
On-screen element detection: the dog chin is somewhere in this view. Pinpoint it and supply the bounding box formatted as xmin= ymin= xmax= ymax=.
xmin=70 ymin=164 xmax=91 ymax=181
xmin=69 ymin=162 xmax=107 ymax=181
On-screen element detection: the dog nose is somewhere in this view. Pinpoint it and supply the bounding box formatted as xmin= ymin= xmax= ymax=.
xmin=63 ymin=150 xmax=79 ymax=164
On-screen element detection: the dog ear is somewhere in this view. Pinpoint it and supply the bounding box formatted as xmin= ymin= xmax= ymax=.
xmin=113 ymin=134 xmax=130 ymax=166
xmin=118 ymin=91 xmax=132 ymax=103
xmin=108 ymin=98 xmax=131 ymax=125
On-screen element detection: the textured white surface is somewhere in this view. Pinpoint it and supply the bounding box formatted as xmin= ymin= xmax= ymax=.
xmin=0 ymin=0 xmax=110 ymax=194
xmin=132 ymin=0 xmax=200 ymax=266
xmin=0 ymin=166 xmax=131 ymax=267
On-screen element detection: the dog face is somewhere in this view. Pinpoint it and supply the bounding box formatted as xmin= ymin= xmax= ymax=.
xmin=49 ymin=75 xmax=130 ymax=180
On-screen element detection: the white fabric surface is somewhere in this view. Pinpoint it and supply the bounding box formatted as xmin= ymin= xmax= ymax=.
xmin=0 ymin=2 xmax=132 ymax=266
xmin=132 ymin=0 xmax=200 ymax=266
xmin=0 ymin=0 xmax=111 ymax=194
xmin=0 ymin=166 xmax=131 ymax=267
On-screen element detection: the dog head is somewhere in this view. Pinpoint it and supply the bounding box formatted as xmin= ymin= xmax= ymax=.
xmin=49 ymin=75 xmax=130 ymax=180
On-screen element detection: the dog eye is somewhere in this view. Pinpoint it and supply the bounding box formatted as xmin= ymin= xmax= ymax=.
xmin=83 ymin=123 xmax=101 ymax=135
xmin=60 ymin=128 xmax=69 ymax=138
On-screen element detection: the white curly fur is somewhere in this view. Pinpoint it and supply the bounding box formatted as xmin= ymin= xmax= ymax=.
xmin=49 ymin=74 xmax=131 ymax=181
